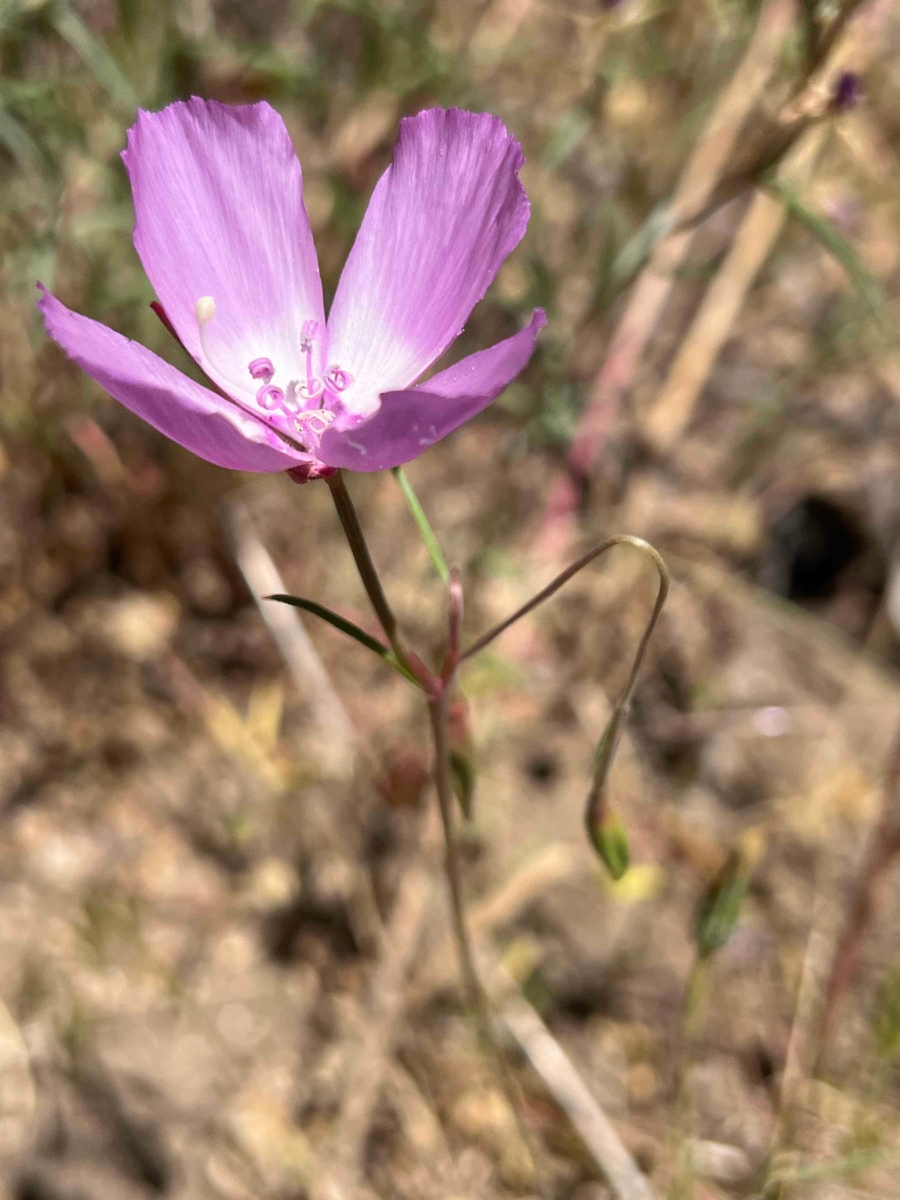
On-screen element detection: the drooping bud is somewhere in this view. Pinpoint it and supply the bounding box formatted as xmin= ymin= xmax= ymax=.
xmin=195 ymin=295 xmax=217 ymax=325
xmin=587 ymin=808 xmax=630 ymax=881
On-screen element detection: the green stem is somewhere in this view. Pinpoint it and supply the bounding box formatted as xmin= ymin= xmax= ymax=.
xmin=327 ymin=471 xmax=400 ymax=652
xmin=326 ymin=471 xmax=435 ymax=691
xmin=428 ymin=687 xmax=534 ymax=1169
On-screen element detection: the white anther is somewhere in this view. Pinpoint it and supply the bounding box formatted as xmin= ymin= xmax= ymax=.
xmin=195 ymin=296 xmax=217 ymax=325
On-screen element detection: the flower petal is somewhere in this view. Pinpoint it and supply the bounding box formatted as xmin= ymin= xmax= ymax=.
xmin=122 ymin=98 xmax=325 ymax=397
xmin=39 ymin=287 xmax=308 ymax=473
xmin=319 ymin=310 xmax=545 ymax=471
xmin=326 ymin=108 xmax=530 ymax=415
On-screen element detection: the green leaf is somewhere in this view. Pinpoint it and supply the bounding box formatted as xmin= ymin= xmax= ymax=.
xmin=392 ymin=466 xmax=450 ymax=585
xmin=766 ymin=178 xmax=885 ymax=321
xmin=50 ymin=4 xmax=138 ymax=117
xmin=266 ymin=594 xmax=421 ymax=686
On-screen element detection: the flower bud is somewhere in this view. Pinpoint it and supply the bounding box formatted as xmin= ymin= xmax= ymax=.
xmin=587 ymin=808 xmax=630 ymax=881
xmin=694 ymin=832 xmax=762 ymax=959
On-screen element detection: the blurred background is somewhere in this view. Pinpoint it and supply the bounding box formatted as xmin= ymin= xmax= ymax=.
xmin=3 ymin=0 xmax=900 ymax=1196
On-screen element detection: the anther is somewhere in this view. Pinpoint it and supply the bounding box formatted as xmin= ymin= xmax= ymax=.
xmin=325 ymin=366 xmax=354 ymax=392
xmin=298 ymin=377 xmax=325 ymax=402
xmin=256 ymin=384 xmax=284 ymax=411
xmin=195 ymin=296 xmax=216 ymax=325
xmin=248 ymin=357 xmax=275 ymax=383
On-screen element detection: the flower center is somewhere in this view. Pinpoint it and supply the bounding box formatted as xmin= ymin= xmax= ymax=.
xmin=193 ymin=298 xmax=354 ymax=451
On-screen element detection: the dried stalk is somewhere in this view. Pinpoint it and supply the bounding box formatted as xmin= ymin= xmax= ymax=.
xmin=534 ymin=0 xmax=795 ymax=560
xmin=643 ymin=0 xmax=891 ymax=452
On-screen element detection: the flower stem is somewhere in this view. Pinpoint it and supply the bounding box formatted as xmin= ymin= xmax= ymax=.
xmin=327 ymin=470 xmax=400 ymax=652
xmin=326 ymin=471 xmax=434 ymax=691
xmin=428 ymin=686 xmax=534 ymax=1170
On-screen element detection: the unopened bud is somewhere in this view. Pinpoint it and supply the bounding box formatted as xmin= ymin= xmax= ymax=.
xmin=588 ymin=809 xmax=630 ymax=881
xmin=195 ymin=295 xmax=217 ymax=324
xmin=694 ymin=848 xmax=751 ymax=959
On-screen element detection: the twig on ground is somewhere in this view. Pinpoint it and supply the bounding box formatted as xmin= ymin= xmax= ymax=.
xmin=222 ymin=497 xmax=356 ymax=776
xmin=497 ymin=976 xmax=659 ymax=1200
xmin=328 ymin=808 xmax=443 ymax=1195
xmin=534 ymin=0 xmax=794 ymax=561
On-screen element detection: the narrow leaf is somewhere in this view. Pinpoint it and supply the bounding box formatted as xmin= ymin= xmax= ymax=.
xmin=392 ymin=466 xmax=450 ymax=585
xmin=50 ymin=4 xmax=138 ymax=117
xmin=767 ymin=177 xmax=885 ymax=320
xmin=266 ymin=594 xmax=420 ymax=685
xmin=0 ymin=107 xmax=51 ymax=181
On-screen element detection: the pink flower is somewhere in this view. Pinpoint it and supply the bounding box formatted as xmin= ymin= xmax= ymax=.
xmin=39 ymin=100 xmax=545 ymax=478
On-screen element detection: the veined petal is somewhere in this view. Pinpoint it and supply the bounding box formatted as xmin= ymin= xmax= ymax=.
xmin=39 ymin=288 xmax=308 ymax=473
xmin=326 ymin=108 xmax=530 ymax=416
xmin=122 ymin=98 xmax=325 ymax=398
xmin=319 ymin=310 xmax=545 ymax=472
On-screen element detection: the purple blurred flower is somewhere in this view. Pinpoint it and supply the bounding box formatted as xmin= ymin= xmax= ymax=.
xmin=40 ymin=100 xmax=545 ymax=477
xmin=832 ymin=71 xmax=863 ymax=113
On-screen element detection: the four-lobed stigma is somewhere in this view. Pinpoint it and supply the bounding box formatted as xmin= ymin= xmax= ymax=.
xmin=194 ymin=297 xmax=353 ymax=449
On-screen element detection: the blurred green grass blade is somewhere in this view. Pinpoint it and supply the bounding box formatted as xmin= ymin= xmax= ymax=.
xmin=542 ymin=109 xmax=592 ymax=171
xmin=766 ymin=178 xmax=885 ymax=321
xmin=392 ymin=466 xmax=450 ymax=585
xmin=605 ymin=202 xmax=672 ymax=298
xmin=50 ymin=3 xmax=138 ymax=117
xmin=0 ymin=107 xmax=51 ymax=181
xmin=265 ymin=594 xmax=420 ymax=685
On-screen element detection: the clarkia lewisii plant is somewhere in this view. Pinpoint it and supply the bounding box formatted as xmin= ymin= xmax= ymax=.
xmin=39 ymin=99 xmax=545 ymax=480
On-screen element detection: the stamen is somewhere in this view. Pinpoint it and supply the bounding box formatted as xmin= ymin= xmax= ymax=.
xmin=298 ymin=377 xmax=325 ymax=403
xmin=194 ymin=295 xmax=236 ymax=384
xmin=325 ymin=366 xmax=354 ymax=392
xmin=297 ymin=410 xmax=335 ymax=436
xmin=256 ymin=384 xmax=284 ymax=411
xmin=195 ymin=296 xmax=216 ymax=325
xmin=248 ymin=357 xmax=275 ymax=383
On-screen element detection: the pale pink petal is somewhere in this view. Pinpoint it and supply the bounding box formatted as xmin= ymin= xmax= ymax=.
xmin=326 ymin=108 xmax=530 ymax=416
xmin=122 ymin=98 xmax=325 ymax=399
xmin=39 ymin=288 xmax=307 ymax=473
xmin=319 ymin=310 xmax=545 ymax=471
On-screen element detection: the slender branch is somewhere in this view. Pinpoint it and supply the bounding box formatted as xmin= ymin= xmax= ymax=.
xmin=461 ymin=534 xmax=668 ymax=662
